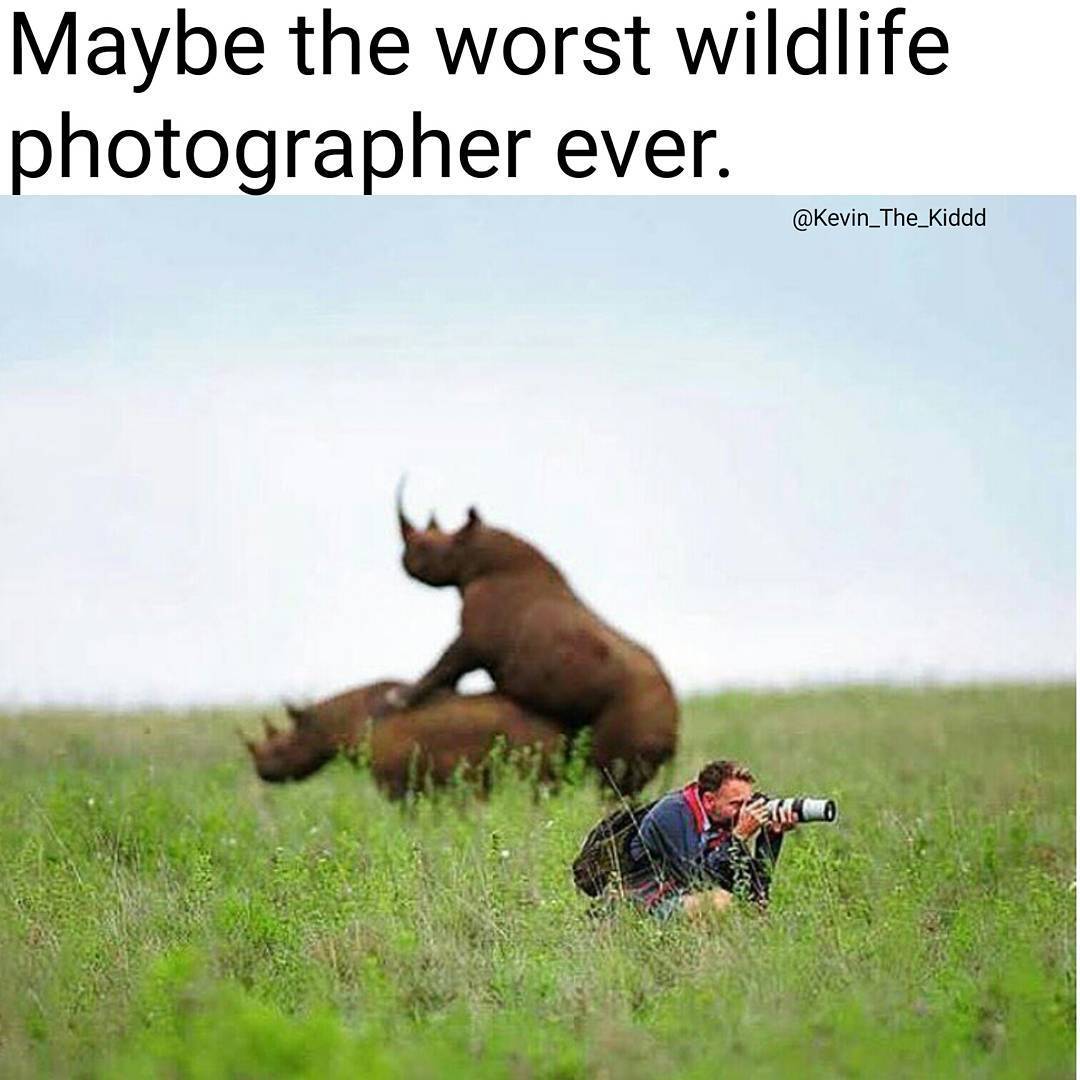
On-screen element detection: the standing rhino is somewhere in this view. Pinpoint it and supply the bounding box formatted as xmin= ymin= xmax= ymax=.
xmin=392 ymin=489 xmax=679 ymax=793
xmin=244 ymin=679 xmax=566 ymax=799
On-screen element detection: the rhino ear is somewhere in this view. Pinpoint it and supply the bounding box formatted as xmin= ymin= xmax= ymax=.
xmin=464 ymin=506 xmax=482 ymax=531
xmin=284 ymin=701 xmax=311 ymax=729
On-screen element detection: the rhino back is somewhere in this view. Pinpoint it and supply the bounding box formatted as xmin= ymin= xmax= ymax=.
xmin=462 ymin=575 xmax=665 ymax=725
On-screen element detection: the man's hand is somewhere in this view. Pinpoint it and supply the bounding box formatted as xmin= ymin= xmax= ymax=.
xmin=767 ymin=805 xmax=799 ymax=835
xmin=733 ymin=799 xmax=770 ymax=842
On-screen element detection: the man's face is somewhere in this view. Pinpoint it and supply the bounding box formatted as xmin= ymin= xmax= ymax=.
xmin=701 ymin=778 xmax=753 ymax=830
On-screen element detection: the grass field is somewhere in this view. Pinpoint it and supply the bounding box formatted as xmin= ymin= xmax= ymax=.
xmin=0 ymin=684 xmax=1074 ymax=1078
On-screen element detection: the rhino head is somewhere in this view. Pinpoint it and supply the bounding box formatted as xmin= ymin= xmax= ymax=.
xmin=241 ymin=682 xmax=403 ymax=781
xmin=396 ymin=479 xmax=487 ymax=587
xmin=241 ymin=711 xmax=337 ymax=782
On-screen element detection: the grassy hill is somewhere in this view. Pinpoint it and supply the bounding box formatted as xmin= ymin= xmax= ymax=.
xmin=0 ymin=684 xmax=1074 ymax=1077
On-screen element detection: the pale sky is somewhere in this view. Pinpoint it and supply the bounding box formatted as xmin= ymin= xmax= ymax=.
xmin=0 ymin=196 xmax=1074 ymax=705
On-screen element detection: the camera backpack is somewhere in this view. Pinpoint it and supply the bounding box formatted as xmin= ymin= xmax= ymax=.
xmin=571 ymin=799 xmax=659 ymax=897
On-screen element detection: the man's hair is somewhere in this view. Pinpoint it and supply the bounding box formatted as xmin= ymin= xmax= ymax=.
xmin=697 ymin=759 xmax=755 ymax=793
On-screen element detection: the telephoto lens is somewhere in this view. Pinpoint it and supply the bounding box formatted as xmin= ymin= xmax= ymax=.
xmin=761 ymin=796 xmax=837 ymax=823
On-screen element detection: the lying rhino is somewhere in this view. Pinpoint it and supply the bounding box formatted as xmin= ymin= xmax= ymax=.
xmin=243 ymin=679 xmax=565 ymax=799
xmin=392 ymin=490 xmax=679 ymax=793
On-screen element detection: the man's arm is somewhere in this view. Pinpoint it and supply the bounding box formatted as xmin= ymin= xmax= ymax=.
xmin=701 ymin=804 xmax=790 ymax=905
xmin=699 ymin=833 xmax=781 ymax=904
xmin=630 ymin=799 xmax=700 ymax=886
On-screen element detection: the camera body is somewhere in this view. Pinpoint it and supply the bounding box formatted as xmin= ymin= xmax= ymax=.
xmin=755 ymin=794 xmax=837 ymax=824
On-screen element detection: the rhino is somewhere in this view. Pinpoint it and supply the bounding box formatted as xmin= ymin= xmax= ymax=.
xmin=391 ymin=488 xmax=679 ymax=793
xmin=243 ymin=679 xmax=566 ymax=798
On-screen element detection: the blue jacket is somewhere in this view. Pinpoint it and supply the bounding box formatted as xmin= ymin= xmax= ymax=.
xmin=626 ymin=783 xmax=783 ymax=906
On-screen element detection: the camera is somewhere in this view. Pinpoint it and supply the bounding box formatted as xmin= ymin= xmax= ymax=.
xmin=755 ymin=794 xmax=837 ymax=824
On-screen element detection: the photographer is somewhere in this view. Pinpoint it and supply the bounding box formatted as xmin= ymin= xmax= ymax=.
xmin=623 ymin=759 xmax=797 ymax=920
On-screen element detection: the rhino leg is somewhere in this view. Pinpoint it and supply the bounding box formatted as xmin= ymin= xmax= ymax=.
xmin=397 ymin=637 xmax=481 ymax=709
xmin=588 ymin=690 xmax=679 ymax=798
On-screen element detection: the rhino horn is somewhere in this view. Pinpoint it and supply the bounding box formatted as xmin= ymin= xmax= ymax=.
xmin=426 ymin=511 xmax=440 ymax=531
xmin=396 ymin=476 xmax=416 ymax=541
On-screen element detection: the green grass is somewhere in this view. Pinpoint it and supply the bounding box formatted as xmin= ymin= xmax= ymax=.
xmin=0 ymin=684 xmax=1074 ymax=1078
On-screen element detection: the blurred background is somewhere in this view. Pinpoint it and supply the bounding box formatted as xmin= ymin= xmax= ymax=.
xmin=0 ymin=196 xmax=1073 ymax=704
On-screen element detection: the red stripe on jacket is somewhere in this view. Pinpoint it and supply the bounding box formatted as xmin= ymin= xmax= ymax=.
xmin=681 ymin=781 xmax=709 ymax=834
xmin=683 ymin=781 xmax=731 ymax=851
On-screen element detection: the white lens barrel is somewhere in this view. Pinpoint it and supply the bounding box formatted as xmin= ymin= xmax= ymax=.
xmin=762 ymin=796 xmax=837 ymax=823
xmin=799 ymin=797 xmax=837 ymax=823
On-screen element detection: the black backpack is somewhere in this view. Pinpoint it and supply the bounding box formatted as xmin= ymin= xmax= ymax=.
xmin=571 ymin=799 xmax=659 ymax=897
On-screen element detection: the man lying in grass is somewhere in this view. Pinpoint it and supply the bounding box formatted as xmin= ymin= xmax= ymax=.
xmin=626 ymin=759 xmax=799 ymax=919
xmin=577 ymin=759 xmax=799 ymax=920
